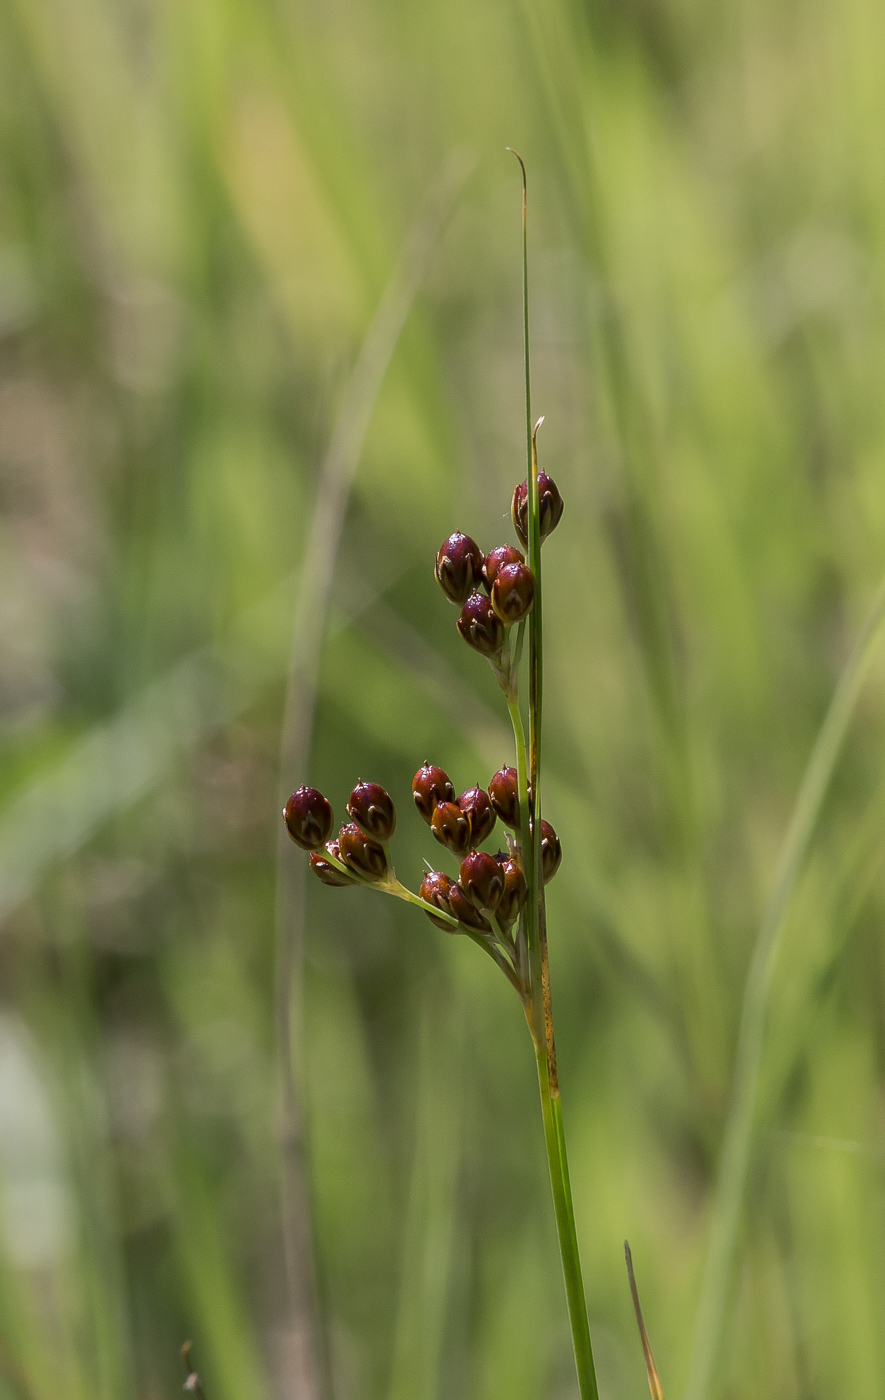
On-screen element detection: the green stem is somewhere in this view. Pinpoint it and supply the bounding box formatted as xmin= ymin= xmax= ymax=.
xmin=510 ymin=662 xmax=598 ymax=1400
xmin=531 ymin=1026 xmax=600 ymax=1400
xmin=507 ymin=695 xmax=538 ymax=1010
xmin=508 ymin=149 xmax=599 ymax=1400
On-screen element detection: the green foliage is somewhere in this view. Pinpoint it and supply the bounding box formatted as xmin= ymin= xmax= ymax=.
xmin=1 ymin=0 xmax=885 ymax=1395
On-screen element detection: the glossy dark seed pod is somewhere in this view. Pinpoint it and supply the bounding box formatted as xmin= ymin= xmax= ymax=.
xmin=309 ymin=840 xmax=357 ymax=887
xmin=347 ymin=781 xmax=396 ymax=842
xmin=283 ymin=786 xmax=334 ymax=851
xmin=540 ymin=819 xmax=562 ymax=884
xmin=482 ymin=543 xmax=524 ymax=592
xmin=491 ymin=561 xmax=535 ymax=625
xmin=412 ymin=763 xmax=455 ymax=824
xmin=496 ymin=858 xmax=527 ymax=927
xmin=435 ymin=532 xmax=485 ymax=606
xmin=418 ymin=870 xmax=458 ymax=930
xmin=489 ymin=766 xmax=521 ymax=829
xmin=430 ymin=800 xmax=473 ymax=856
xmin=338 ymin=823 xmax=388 ymax=881
xmin=457 ymin=591 xmax=505 ymax=658
xmin=459 ymin=850 xmax=505 ymax=912
xmin=511 ymin=471 xmax=564 ymax=549
xmin=447 ymin=882 xmax=492 ymax=933
xmin=457 ymin=786 xmax=496 ymax=847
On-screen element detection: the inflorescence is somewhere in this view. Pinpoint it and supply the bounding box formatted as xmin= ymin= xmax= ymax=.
xmin=282 ymin=471 xmax=564 ymax=998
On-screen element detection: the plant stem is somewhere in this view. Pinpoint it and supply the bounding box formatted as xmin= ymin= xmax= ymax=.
xmin=530 ymin=1035 xmax=600 ymax=1400
xmin=508 ymin=148 xmax=600 ymax=1400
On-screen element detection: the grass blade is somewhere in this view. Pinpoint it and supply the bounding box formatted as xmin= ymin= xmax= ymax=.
xmin=684 ymin=573 xmax=885 ymax=1400
xmin=625 ymin=1242 xmax=665 ymax=1400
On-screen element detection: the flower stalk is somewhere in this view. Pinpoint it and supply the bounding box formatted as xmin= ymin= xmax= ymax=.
xmin=510 ymin=147 xmax=600 ymax=1400
xmin=282 ymin=153 xmax=599 ymax=1398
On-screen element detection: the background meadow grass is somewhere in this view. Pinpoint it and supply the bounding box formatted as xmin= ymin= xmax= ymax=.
xmin=1 ymin=0 xmax=885 ymax=1396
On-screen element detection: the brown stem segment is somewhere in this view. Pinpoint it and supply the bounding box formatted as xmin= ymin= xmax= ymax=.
xmin=538 ymin=893 xmax=558 ymax=1093
xmin=625 ymin=1242 xmax=666 ymax=1400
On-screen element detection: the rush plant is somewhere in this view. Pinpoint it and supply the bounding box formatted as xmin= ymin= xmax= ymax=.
xmin=283 ymin=156 xmax=602 ymax=1399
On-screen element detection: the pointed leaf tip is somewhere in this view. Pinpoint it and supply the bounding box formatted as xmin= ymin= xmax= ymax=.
xmin=625 ymin=1241 xmax=666 ymax=1400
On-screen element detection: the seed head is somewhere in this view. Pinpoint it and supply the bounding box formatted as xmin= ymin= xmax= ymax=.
xmin=347 ymin=781 xmax=396 ymax=842
xmin=540 ymin=819 xmax=562 ymax=884
xmin=435 ymin=532 xmax=485 ymax=606
xmin=418 ymin=870 xmax=458 ymax=930
xmin=338 ymin=823 xmax=388 ymax=881
xmin=457 ymin=591 xmax=505 ymax=658
xmin=482 ymin=543 xmax=524 ymax=592
xmin=309 ymin=840 xmax=357 ymax=887
xmin=447 ymin=881 xmax=492 ymax=932
xmin=283 ymin=786 xmax=334 ymax=851
xmin=489 ymin=766 xmax=521 ymax=829
xmin=511 ymin=471 xmax=564 ymax=548
xmin=457 ymin=785 xmax=496 ymax=846
xmin=459 ymin=850 xmax=505 ymax=912
xmin=430 ymin=800 xmax=473 ymax=856
xmin=412 ymin=763 xmax=455 ymax=824
xmin=491 ymin=561 xmax=535 ymax=624
xmin=496 ymin=858 xmax=527 ymax=927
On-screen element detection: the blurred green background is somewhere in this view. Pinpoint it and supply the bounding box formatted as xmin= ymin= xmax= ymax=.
xmin=2 ymin=0 xmax=885 ymax=1396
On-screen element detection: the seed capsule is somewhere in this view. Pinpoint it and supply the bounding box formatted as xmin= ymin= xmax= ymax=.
xmin=511 ymin=472 xmax=564 ymax=549
xmin=347 ymin=781 xmax=396 ymax=842
xmin=489 ymin=766 xmax=521 ymax=829
xmin=497 ymin=858 xmax=527 ymax=927
xmin=459 ymin=851 xmax=505 ymax=912
xmin=457 ymin=786 xmax=496 ymax=846
xmin=310 ymin=840 xmax=357 ymax=887
xmin=435 ymin=532 xmax=485 ymax=606
xmin=540 ymin=819 xmax=562 ymax=884
xmin=482 ymin=543 xmax=524 ymax=592
xmin=430 ymin=801 xmax=473 ymax=857
xmin=418 ymin=870 xmax=459 ymax=930
xmin=283 ymin=786 xmax=334 ymax=851
xmin=491 ymin=561 xmax=535 ymax=624
xmin=447 ymin=882 xmax=492 ymax=933
xmin=338 ymin=823 xmax=388 ymax=881
xmin=412 ymin=763 xmax=455 ymax=824
xmin=457 ymin=592 xmax=505 ymax=658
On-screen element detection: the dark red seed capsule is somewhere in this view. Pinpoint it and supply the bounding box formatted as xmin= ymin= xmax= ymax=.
xmin=347 ymin=781 xmax=396 ymax=842
xmin=283 ymin=786 xmax=334 ymax=851
xmin=482 ymin=543 xmax=524 ymax=592
xmin=489 ymin=767 xmax=521 ymax=829
xmin=418 ymin=870 xmax=458 ymax=930
xmin=497 ymin=858 xmax=527 ymax=927
xmin=491 ymin=561 xmax=535 ymax=625
xmin=412 ymin=763 xmax=455 ymax=824
xmin=430 ymin=801 xmax=473 ymax=857
xmin=435 ymin=532 xmax=485 ymax=606
xmin=457 ymin=591 xmax=505 ymax=658
xmin=540 ymin=819 xmax=562 ymax=884
xmin=447 ymin=882 xmax=492 ymax=933
xmin=338 ymin=823 xmax=388 ymax=881
xmin=511 ymin=472 xmax=564 ymax=549
xmin=459 ymin=850 xmax=505 ymax=912
xmin=457 ymin=786 xmax=496 ymax=847
xmin=309 ymin=840 xmax=357 ymax=887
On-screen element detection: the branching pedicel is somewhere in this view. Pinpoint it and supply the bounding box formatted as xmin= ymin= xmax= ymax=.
xmin=283 ymin=164 xmax=604 ymax=1400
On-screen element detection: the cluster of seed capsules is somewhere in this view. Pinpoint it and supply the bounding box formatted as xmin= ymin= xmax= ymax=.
xmin=436 ymin=469 xmax=563 ymax=654
xmin=283 ymin=766 xmax=562 ymax=938
xmin=283 ymin=469 xmax=565 ymax=948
